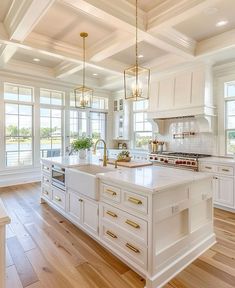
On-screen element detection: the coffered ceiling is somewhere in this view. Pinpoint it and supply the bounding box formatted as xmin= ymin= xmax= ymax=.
xmin=0 ymin=0 xmax=235 ymax=91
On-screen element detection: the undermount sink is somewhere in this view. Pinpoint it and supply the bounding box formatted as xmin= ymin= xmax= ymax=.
xmin=66 ymin=164 xmax=114 ymax=200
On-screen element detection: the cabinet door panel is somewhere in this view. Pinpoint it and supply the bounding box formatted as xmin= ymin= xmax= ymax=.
xmin=174 ymin=72 xmax=192 ymax=107
xmin=68 ymin=191 xmax=82 ymax=223
xmin=214 ymin=176 xmax=234 ymax=208
xmin=82 ymin=199 xmax=99 ymax=235
xmin=158 ymin=77 xmax=174 ymax=110
xmin=191 ymin=68 xmax=204 ymax=106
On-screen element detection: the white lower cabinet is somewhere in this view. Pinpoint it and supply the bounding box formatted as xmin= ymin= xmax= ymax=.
xmin=213 ymin=175 xmax=234 ymax=208
xmin=68 ymin=189 xmax=99 ymax=235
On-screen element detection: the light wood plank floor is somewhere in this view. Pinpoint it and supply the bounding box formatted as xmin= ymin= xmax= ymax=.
xmin=1 ymin=183 xmax=235 ymax=288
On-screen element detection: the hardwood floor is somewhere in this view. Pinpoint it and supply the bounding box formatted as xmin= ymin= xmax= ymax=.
xmin=0 ymin=183 xmax=235 ymax=288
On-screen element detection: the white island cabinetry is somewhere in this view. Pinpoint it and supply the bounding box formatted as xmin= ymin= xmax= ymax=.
xmin=41 ymin=157 xmax=215 ymax=288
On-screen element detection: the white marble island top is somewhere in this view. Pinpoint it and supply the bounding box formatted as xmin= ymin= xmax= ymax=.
xmin=98 ymin=165 xmax=211 ymax=193
xmin=41 ymin=155 xmax=101 ymax=167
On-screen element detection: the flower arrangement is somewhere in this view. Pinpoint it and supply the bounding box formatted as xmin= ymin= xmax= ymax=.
xmin=117 ymin=150 xmax=131 ymax=162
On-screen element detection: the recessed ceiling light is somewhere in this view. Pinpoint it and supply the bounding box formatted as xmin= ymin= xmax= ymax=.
xmin=216 ymin=20 xmax=228 ymax=27
xmin=138 ymin=54 xmax=144 ymax=58
xmin=33 ymin=58 xmax=40 ymax=62
xmin=93 ymin=73 xmax=98 ymax=76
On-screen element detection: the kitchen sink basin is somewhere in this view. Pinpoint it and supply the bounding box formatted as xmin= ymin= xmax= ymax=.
xmin=66 ymin=164 xmax=114 ymax=200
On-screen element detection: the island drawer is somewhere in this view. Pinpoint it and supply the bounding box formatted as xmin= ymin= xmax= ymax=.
xmin=101 ymin=204 xmax=148 ymax=243
xmin=52 ymin=187 xmax=66 ymax=210
xmin=122 ymin=190 xmax=148 ymax=215
xmin=41 ymin=163 xmax=51 ymax=175
xmin=41 ymin=184 xmax=51 ymax=200
xmin=41 ymin=173 xmax=50 ymax=186
xmin=199 ymin=163 xmax=217 ymax=173
xmin=101 ymin=184 xmax=121 ymax=203
xmin=101 ymin=223 xmax=147 ymax=269
xmin=217 ymin=165 xmax=234 ymax=176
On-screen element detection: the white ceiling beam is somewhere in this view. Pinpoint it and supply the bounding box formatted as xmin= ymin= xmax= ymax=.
xmin=0 ymin=44 xmax=18 ymax=68
xmin=4 ymin=0 xmax=56 ymax=41
xmin=88 ymin=31 xmax=136 ymax=62
xmin=62 ymin=0 xmax=194 ymax=59
xmin=54 ymin=61 xmax=83 ymax=78
xmin=196 ymin=28 xmax=235 ymax=57
xmin=147 ymin=0 xmax=220 ymax=32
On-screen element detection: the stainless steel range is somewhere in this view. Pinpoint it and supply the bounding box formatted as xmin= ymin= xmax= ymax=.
xmin=148 ymin=152 xmax=211 ymax=171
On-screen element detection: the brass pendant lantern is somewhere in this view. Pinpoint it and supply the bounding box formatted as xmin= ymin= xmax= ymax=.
xmin=124 ymin=0 xmax=150 ymax=101
xmin=74 ymin=32 xmax=93 ymax=109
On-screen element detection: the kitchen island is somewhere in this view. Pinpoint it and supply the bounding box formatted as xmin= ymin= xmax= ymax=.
xmin=41 ymin=156 xmax=216 ymax=288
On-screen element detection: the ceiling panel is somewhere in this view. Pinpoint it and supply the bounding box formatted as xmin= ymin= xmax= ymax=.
xmin=0 ymin=0 xmax=13 ymax=21
xmin=33 ymin=2 xmax=115 ymax=48
xmin=110 ymin=41 xmax=167 ymax=66
xmin=175 ymin=0 xmax=235 ymax=41
xmin=12 ymin=48 xmax=62 ymax=68
xmin=75 ymin=66 xmax=112 ymax=79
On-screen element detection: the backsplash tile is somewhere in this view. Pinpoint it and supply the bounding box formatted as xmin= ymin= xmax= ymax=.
xmin=156 ymin=118 xmax=217 ymax=155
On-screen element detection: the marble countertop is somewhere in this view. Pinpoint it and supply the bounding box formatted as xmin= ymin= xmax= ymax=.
xmin=98 ymin=165 xmax=211 ymax=193
xmin=199 ymin=156 xmax=235 ymax=165
xmin=0 ymin=199 xmax=10 ymax=226
xmin=42 ymin=155 xmax=211 ymax=193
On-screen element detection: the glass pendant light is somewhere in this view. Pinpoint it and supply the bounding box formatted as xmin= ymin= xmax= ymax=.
xmin=74 ymin=32 xmax=93 ymax=109
xmin=124 ymin=0 xmax=150 ymax=101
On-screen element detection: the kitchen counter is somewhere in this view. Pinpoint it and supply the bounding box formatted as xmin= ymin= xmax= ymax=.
xmin=199 ymin=156 xmax=235 ymax=165
xmin=98 ymin=165 xmax=211 ymax=193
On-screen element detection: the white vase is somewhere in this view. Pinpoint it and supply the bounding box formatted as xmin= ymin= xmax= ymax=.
xmin=79 ymin=149 xmax=86 ymax=159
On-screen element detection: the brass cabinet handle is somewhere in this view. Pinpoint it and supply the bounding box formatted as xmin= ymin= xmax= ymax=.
xmin=55 ymin=196 xmax=62 ymax=202
xmin=205 ymin=166 xmax=212 ymax=169
xmin=105 ymin=189 xmax=117 ymax=196
xmin=106 ymin=230 xmax=117 ymax=239
xmin=128 ymin=197 xmax=142 ymax=205
xmin=125 ymin=219 xmax=140 ymax=229
xmin=44 ymin=190 xmax=49 ymax=195
xmin=125 ymin=243 xmax=140 ymax=253
xmin=222 ymin=168 xmax=230 ymax=172
xmin=106 ymin=211 xmax=117 ymax=218
xmin=213 ymin=176 xmax=218 ymax=180
xmin=79 ymin=199 xmax=83 ymax=202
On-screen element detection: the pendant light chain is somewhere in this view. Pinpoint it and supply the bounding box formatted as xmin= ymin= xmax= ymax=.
xmin=83 ymin=34 xmax=85 ymax=89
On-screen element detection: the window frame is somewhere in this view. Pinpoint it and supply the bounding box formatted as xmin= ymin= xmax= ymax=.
xmin=3 ymin=83 xmax=34 ymax=169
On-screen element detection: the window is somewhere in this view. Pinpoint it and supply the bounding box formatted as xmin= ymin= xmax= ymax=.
xmin=40 ymin=89 xmax=64 ymax=106
xmin=4 ymin=84 xmax=33 ymax=167
xmin=90 ymin=112 xmax=106 ymax=143
xmin=40 ymin=89 xmax=64 ymax=158
xmin=133 ymin=100 xmax=152 ymax=150
xmin=225 ymin=82 xmax=235 ymax=154
xmin=69 ymin=110 xmax=87 ymax=143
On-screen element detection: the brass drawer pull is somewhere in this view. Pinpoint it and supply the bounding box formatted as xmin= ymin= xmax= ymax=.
xmin=44 ymin=190 xmax=49 ymax=195
xmin=105 ymin=189 xmax=117 ymax=196
xmin=55 ymin=196 xmax=62 ymax=202
xmin=125 ymin=219 xmax=140 ymax=229
xmin=106 ymin=230 xmax=117 ymax=239
xmin=106 ymin=211 xmax=117 ymax=218
xmin=205 ymin=166 xmax=212 ymax=169
xmin=222 ymin=168 xmax=230 ymax=172
xmin=128 ymin=197 xmax=142 ymax=205
xmin=79 ymin=199 xmax=83 ymax=202
xmin=125 ymin=243 xmax=140 ymax=253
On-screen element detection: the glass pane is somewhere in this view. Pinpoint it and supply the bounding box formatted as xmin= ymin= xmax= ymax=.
xmin=19 ymin=138 xmax=32 ymax=151
xmin=5 ymin=103 xmax=18 ymax=115
xmin=135 ymin=112 xmax=144 ymax=122
xmin=226 ymin=84 xmax=235 ymax=97
xmin=6 ymin=151 xmax=19 ymax=167
xmin=52 ymin=138 xmax=62 ymax=155
xmin=51 ymin=109 xmax=61 ymax=118
xmin=40 ymin=138 xmax=51 ymax=155
xmin=227 ymin=116 xmax=235 ymax=129
xmin=40 ymin=108 xmax=50 ymax=117
xmin=6 ymin=137 xmax=18 ymax=151
xmin=19 ymin=105 xmax=32 ymax=116
xmin=4 ymin=85 xmax=18 ymax=101
xmin=19 ymin=116 xmax=32 ymax=136
xmin=19 ymin=87 xmax=32 ymax=102
xmin=144 ymin=121 xmax=152 ymax=131
xmin=135 ymin=132 xmax=152 ymax=150
xmin=51 ymin=118 xmax=61 ymax=134
xmin=227 ymin=130 xmax=235 ymax=154
xmin=51 ymin=92 xmax=63 ymax=105
xmin=19 ymin=151 xmax=32 ymax=165
xmin=40 ymin=90 xmax=51 ymax=104
xmin=6 ymin=115 xmax=18 ymax=136
xmin=135 ymin=122 xmax=144 ymax=131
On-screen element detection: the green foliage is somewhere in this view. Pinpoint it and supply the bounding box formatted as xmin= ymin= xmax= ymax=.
xmin=117 ymin=150 xmax=130 ymax=160
xmin=72 ymin=137 xmax=93 ymax=151
xmin=40 ymin=128 xmax=51 ymax=138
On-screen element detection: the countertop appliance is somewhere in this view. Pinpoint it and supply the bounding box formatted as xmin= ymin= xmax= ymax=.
xmin=51 ymin=164 xmax=66 ymax=190
xmin=148 ymin=152 xmax=211 ymax=171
